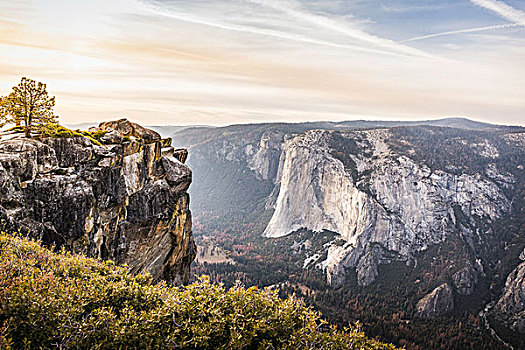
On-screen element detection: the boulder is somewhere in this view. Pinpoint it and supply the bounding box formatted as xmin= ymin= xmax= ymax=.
xmin=161 ymin=156 xmax=192 ymax=192
xmin=98 ymin=118 xmax=161 ymax=142
xmin=99 ymin=130 xmax=122 ymax=144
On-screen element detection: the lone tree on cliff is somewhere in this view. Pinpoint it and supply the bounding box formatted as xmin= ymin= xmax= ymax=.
xmin=0 ymin=77 xmax=57 ymax=137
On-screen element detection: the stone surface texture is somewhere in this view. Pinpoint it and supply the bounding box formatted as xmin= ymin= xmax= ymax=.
xmin=491 ymin=262 xmax=525 ymax=333
xmin=416 ymin=283 xmax=454 ymax=319
xmin=264 ymin=129 xmax=510 ymax=287
xmin=0 ymin=120 xmax=195 ymax=285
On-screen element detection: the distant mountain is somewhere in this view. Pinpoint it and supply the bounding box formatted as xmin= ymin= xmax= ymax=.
xmin=148 ymin=125 xmax=215 ymax=138
xmin=64 ymin=122 xmax=99 ymax=130
xmin=67 ymin=117 xmax=520 ymax=139
xmin=332 ymin=117 xmax=519 ymax=130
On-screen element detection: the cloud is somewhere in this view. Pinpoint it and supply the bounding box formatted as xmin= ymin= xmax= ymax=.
xmin=243 ymin=0 xmax=434 ymax=58
xmin=139 ymin=0 xmax=423 ymax=58
xmin=400 ymin=23 xmax=524 ymax=42
xmin=470 ymin=0 xmax=525 ymax=24
xmin=399 ymin=0 xmax=525 ymax=43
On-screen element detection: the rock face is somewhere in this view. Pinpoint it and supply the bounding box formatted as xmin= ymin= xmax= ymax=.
xmin=416 ymin=283 xmax=454 ymax=319
xmin=0 ymin=121 xmax=196 ymax=285
xmin=246 ymin=129 xmax=286 ymax=182
xmin=491 ymin=262 xmax=525 ymax=333
xmin=264 ymin=129 xmax=510 ymax=286
xmin=97 ymin=118 xmax=161 ymax=142
xmin=452 ymin=261 xmax=483 ymax=295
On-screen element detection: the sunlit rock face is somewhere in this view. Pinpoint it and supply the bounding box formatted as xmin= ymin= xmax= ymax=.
xmin=416 ymin=283 xmax=454 ymax=319
xmin=491 ymin=262 xmax=525 ymax=333
xmin=264 ymin=129 xmax=510 ymax=286
xmin=0 ymin=120 xmax=196 ymax=285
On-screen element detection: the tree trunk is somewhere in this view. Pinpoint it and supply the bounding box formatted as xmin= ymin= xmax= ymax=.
xmin=24 ymin=118 xmax=30 ymax=138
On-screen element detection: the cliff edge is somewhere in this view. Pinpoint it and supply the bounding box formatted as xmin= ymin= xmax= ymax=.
xmin=0 ymin=119 xmax=196 ymax=285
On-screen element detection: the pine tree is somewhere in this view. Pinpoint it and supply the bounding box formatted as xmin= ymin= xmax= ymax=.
xmin=0 ymin=77 xmax=57 ymax=137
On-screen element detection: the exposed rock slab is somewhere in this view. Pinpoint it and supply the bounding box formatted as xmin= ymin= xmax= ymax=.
xmin=98 ymin=118 xmax=161 ymax=142
xmin=452 ymin=261 xmax=483 ymax=295
xmin=264 ymin=129 xmax=510 ymax=286
xmin=416 ymin=283 xmax=454 ymax=319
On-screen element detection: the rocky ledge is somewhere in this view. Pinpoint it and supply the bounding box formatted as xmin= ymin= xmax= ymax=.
xmin=0 ymin=119 xmax=196 ymax=285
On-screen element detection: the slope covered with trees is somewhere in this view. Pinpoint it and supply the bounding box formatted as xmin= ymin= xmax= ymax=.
xmin=0 ymin=232 xmax=397 ymax=350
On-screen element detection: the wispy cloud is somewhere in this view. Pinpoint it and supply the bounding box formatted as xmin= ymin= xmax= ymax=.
xmin=400 ymin=23 xmax=524 ymax=42
xmin=399 ymin=0 xmax=525 ymax=42
xmin=470 ymin=0 xmax=525 ymax=24
xmin=244 ymin=0 xmax=433 ymax=58
xmin=140 ymin=0 xmax=430 ymax=58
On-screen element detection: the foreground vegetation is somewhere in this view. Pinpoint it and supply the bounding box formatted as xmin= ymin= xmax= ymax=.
xmin=0 ymin=232 xmax=397 ymax=350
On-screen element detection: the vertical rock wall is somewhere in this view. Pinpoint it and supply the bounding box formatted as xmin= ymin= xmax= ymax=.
xmin=0 ymin=120 xmax=196 ymax=285
xmin=264 ymin=129 xmax=510 ymax=286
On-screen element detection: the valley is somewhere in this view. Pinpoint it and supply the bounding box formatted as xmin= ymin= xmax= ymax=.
xmin=170 ymin=118 xmax=525 ymax=349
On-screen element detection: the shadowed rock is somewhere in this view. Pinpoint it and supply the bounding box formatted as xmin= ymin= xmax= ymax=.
xmin=0 ymin=121 xmax=195 ymax=285
xmin=452 ymin=261 xmax=483 ymax=296
xmin=491 ymin=262 xmax=525 ymax=333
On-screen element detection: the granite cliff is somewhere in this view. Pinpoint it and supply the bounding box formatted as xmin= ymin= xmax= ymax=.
xmin=0 ymin=119 xmax=196 ymax=285
xmin=264 ymin=129 xmax=511 ymax=287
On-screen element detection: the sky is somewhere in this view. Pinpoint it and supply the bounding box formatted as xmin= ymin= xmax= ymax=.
xmin=0 ymin=0 xmax=524 ymax=126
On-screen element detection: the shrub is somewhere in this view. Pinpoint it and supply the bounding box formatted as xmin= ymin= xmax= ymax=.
xmin=39 ymin=123 xmax=83 ymax=138
xmin=37 ymin=124 xmax=103 ymax=146
xmin=0 ymin=233 xmax=397 ymax=350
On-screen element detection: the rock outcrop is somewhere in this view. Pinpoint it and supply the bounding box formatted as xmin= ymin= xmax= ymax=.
xmin=452 ymin=260 xmax=485 ymax=295
xmin=0 ymin=120 xmax=196 ymax=285
xmin=491 ymin=262 xmax=525 ymax=333
xmin=96 ymin=118 xmax=161 ymax=142
xmin=416 ymin=283 xmax=454 ymax=319
xmin=264 ymin=129 xmax=510 ymax=286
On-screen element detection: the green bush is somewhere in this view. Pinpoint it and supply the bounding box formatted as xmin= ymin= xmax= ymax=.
xmin=39 ymin=123 xmax=83 ymax=138
xmin=0 ymin=233 xmax=397 ymax=350
xmin=82 ymin=129 xmax=107 ymax=140
xmin=36 ymin=124 xmax=104 ymax=146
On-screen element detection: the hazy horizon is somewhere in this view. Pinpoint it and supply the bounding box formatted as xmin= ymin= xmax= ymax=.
xmin=65 ymin=116 xmax=523 ymax=129
xmin=1 ymin=0 xmax=524 ymax=126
